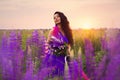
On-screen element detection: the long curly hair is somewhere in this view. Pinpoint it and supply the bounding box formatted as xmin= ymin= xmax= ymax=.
xmin=54 ymin=11 xmax=74 ymax=47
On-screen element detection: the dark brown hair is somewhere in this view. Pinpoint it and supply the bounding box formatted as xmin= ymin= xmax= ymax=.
xmin=54 ymin=11 xmax=73 ymax=47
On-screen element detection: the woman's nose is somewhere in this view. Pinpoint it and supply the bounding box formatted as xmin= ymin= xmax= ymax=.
xmin=54 ymin=18 xmax=58 ymax=21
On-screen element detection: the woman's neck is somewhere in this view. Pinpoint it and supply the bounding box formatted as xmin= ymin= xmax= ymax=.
xmin=57 ymin=24 xmax=62 ymax=30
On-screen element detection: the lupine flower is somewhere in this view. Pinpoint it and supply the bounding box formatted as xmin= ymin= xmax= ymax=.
xmin=84 ymin=38 xmax=96 ymax=80
xmin=0 ymin=32 xmax=14 ymax=80
xmin=100 ymin=36 xmax=108 ymax=51
xmin=37 ymin=67 xmax=55 ymax=80
xmin=17 ymin=31 xmax=22 ymax=50
xmin=95 ymin=31 xmax=120 ymax=80
xmin=67 ymin=58 xmax=83 ymax=80
xmin=1 ymin=55 xmax=14 ymax=80
xmin=8 ymin=31 xmax=18 ymax=52
xmin=38 ymin=35 xmax=47 ymax=59
xmin=107 ymin=33 xmax=120 ymax=56
xmin=32 ymin=30 xmax=39 ymax=45
xmin=1 ymin=29 xmax=119 ymax=80
xmin=105 ymin=54 xmax=120 ymax=80
xmin=95 ymin=54 xmax=110 ymax=80
xmin=22 ymin=43 xmax=35 ymax=80
xmin=1 ymin=32 xmax=8 ymax=50
xmin=23 ymin=56 xmax=34 ymax=80
xmin=9 ymin=31 xmax=24 ymax=80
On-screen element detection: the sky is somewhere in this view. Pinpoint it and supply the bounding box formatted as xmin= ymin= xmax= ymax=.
xmin=0 ymin=0 xmax=120 ymax=29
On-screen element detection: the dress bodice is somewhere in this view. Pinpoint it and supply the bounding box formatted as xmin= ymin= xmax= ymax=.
xmin=49 ymin=26 xmax=68 ymax=47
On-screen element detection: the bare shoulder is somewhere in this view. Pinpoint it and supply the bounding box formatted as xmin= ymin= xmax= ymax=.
xmin=50 ymin=28 xmax=54 ymax=33
xmin=47 ymin=28 xmax=54 ymax=43
xmin=48 ymin=28 xmax=53 ymax=37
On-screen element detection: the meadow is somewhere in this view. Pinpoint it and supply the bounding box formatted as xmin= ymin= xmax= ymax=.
xmin=0 ymin=28 xmax=119 ymax=80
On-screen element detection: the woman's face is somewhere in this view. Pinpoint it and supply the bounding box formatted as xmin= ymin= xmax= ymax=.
xmin=54 ymin=13 xmax=61 ymax=25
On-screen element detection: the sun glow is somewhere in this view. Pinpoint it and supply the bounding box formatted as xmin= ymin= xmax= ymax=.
xmin=72 ymin=19 xmax=95 ymax=29
xmin=82 ymin=23 xmax=92 ymax=29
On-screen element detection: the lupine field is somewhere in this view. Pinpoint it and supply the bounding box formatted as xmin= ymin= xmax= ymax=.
xmin=0 ymin=28 xmax=120 ymax=80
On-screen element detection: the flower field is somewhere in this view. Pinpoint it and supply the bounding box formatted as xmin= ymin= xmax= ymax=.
xmin=0 ymin=28 xmax=120 ymax=80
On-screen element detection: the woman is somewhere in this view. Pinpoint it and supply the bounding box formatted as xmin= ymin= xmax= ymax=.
xmin=47 ymin=11 xmax=73 ymax=78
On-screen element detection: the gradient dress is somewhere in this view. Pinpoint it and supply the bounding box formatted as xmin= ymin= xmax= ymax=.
xmin=48 ymin=25 xmax=69 ymax=77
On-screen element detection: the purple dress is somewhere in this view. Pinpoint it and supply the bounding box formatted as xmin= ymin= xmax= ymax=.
xmin=48 ymin=26 xmax=69 ymax=77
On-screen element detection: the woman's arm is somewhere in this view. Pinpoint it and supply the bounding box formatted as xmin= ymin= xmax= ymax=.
xmin=67 ymin=44 xmax=71 ymax=56
xmin=47 ymin=29 xmax=53 ymax=43
xmin=66 ymin=44 xmax=71 ymax=63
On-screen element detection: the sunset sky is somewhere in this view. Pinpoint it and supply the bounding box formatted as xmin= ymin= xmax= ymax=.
xmin=0 ymin=0 xmax=120 ymax=29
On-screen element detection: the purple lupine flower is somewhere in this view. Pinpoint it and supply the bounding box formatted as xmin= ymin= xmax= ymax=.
xmin=4 ymin=31 xmax=24 ymax=80
xmin=32 ymin=30 xmax=39 ymax=45
xmin=1 ymin=32 xmax=8 ymax=50
xmin=77 ymin=56 xmax=83 ymax=80
xmin=38 ymin=35 xmax=47 ymax=57
xmin=26 ymin=33 xmax=45 ymax=73
xmin=37 ymin=66 xmax=55 ymax=80
xmin=23 ymin=55 xmax=34 ymax=80
xmin=32 ymin=33 xmax=47 ymax=70
xmin=1 ymin=55 xmax=14 ymax=80
xmin=30 ymin=30 xmax=40 ymax=62
xmin=0 ymin=32 xmax=14 ymax=80
xmin=100 ymin=36 xmax=108 ymax=51
xmin=107 ymin=33 xmax=120 ymax=56
xmin=30 ymin=30 xmax=39 ymax=60
xmin=84 ymin=38 xmax=96 ymax=80
xmin=22 ymin=42 xmax=35 ymax=80
xmin=17 ymin=31 xmax=22 ymax=49
xmin=0 ymin=32 xmax=8 ymax=62
xmin=8 ymin=31 xmax=18 ymax=52
xmin=104 ymin=32 xmax=120 ymax=80
xmin=95 ymin=31 xmax=120 ymax=80
xmin=67 ymin=58 xmax=83 ymax=80
xmin=41 ymin=53 xmax=52 ymax=68
xmin=12 ymin=51 xmax=23 ymax=80
xmin=105 ymin=54 xmax=120 ymax=80
xmin=0 ymin=45 xmax=14 ymax=80
xmin=38 ymin=53 xmax=56 ymax=79
xmin=95 ymin=54 xmax=110 ymax=80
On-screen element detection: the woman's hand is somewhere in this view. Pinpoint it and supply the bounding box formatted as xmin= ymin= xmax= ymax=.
xmin=67 ymin=44 xmax=71 ymax=56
